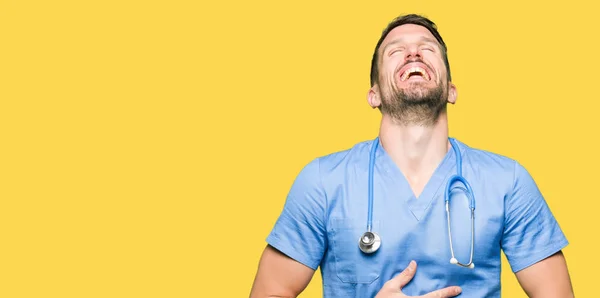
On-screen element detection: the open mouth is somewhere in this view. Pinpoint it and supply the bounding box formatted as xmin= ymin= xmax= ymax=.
xmin=400 ymin=66 xmax=431 ymax=81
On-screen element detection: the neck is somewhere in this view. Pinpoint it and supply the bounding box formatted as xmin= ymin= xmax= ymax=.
xmin=379 ymin=112 xmax=450 ymax=196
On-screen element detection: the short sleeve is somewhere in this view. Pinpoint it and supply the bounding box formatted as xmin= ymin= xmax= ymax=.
xmin=501 ymin=161 xmax=569 ymax=273
xmin=266 ymin=158 xmax=327 ymax=270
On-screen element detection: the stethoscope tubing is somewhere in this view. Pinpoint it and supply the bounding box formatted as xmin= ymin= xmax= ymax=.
xmin=362 ymin=137 xmax=476 ymax=269
xmin=366 ymin=137 xmax=379 ymax=233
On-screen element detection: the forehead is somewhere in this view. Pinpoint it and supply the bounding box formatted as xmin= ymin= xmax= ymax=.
xmin=380 ymin=24 xmax=439 ymax=50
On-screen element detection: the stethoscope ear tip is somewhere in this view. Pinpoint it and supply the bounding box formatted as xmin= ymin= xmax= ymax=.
xmin=450 ymin=258 xmax=458 ymax=264
xmin=469 ymin=263 xmax=475 ymax=269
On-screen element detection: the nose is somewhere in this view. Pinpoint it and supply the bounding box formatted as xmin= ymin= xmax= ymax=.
xmin=404 ymin=45 xmax=422 ymax=61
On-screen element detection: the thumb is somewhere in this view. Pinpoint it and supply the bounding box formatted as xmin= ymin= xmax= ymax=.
xmin=387 ymin=260 xmax=417 ymax=289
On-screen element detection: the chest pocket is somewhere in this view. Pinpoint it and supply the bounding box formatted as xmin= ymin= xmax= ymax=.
xmin=329 ymin=218 xmax=382 ymax=284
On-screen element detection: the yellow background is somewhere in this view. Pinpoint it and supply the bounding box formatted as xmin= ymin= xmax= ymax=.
xmin=0 ymin=0 xmax=596 ymax=297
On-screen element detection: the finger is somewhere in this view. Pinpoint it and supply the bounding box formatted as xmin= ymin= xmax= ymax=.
xmin=386 ymin=260 xmax=417 ymax=289
xmin=423 ymin=286 xmax=462 ymax=298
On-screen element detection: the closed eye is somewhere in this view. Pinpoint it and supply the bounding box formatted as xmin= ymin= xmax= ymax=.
xmin=389 ymin=47 xmax=405 ymax=56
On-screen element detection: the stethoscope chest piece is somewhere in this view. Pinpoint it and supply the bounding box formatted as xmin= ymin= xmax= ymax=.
xmin=358 ymin=231 xmax=381 ymax=254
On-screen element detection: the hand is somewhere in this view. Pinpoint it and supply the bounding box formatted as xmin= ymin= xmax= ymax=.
xmin=375 ymin=260 xmax=462 ymax=297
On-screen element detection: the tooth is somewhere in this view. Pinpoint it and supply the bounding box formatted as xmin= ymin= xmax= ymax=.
xmin=401 ymin=66 xmax=430 ymax=81
xmin=402 ymin=70 xmax=410 ymax=81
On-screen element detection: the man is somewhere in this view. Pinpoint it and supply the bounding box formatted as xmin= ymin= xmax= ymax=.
xmin=249 ymin=14 xmax=574 ymax=297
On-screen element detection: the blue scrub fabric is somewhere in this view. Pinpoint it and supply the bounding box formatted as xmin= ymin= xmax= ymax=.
xmin=266 ymin=138 xmax=568 ymax=298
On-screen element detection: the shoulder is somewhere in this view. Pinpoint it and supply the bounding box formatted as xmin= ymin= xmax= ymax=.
xmin=316 ymin=139 xmax=373 ymax=170
xmin=285 ymin=139 xmax=373 ymax=207
xmin=293 ymin=139 xmax=374 ymax=183
xmin=456 ymin=138 xmax=519 ymax=173
xmin=455 ymin=138 xmax=537 ymax=192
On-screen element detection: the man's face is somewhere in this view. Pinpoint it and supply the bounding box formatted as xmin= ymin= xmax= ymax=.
xmin=371 ymin=24 xmax=455 ymax=124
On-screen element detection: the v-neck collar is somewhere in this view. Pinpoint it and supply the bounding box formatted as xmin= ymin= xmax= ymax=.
xmin=374 ymin=137 xmax=466 ymax=221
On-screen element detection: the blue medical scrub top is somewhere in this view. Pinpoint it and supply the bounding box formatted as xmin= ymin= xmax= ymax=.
xmin=266 ymin=138 xmax=568 ymax=297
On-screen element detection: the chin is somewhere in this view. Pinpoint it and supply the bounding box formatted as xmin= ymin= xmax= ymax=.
xmin=401 ymin=86 xmax=432 ymax=98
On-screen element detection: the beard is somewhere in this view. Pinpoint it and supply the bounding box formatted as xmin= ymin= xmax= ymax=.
xmin=379 ymin=79 xmax=448 ymax=126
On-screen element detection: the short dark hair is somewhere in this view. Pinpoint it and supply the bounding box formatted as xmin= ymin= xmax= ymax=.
xmin=370 ymin=14 xmax=451 ymax=86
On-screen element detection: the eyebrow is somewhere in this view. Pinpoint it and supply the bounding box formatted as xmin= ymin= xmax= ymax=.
xmin=382 ymin=36 xmax=439 ymax=53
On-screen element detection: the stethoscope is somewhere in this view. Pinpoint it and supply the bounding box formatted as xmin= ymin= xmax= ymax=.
xmin=358 ymin=137 xmax=476 ymax=269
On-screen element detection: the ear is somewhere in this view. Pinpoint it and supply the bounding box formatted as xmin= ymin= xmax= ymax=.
xmin=447 ymin=82 xmax=457 ymax=104
xmin=367 ymin=85 xmax=381 ymax=109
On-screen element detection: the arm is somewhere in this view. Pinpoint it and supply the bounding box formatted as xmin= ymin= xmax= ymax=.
xmin=250 ymin=158 xmax=327 ymax=297
xmin=501 ymin=162 xmax=572 ymax=297
xmin=249 ymin=245 xmax=315 ymax=298
xmin=515 ymin=250 xmax=574 ymax=298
